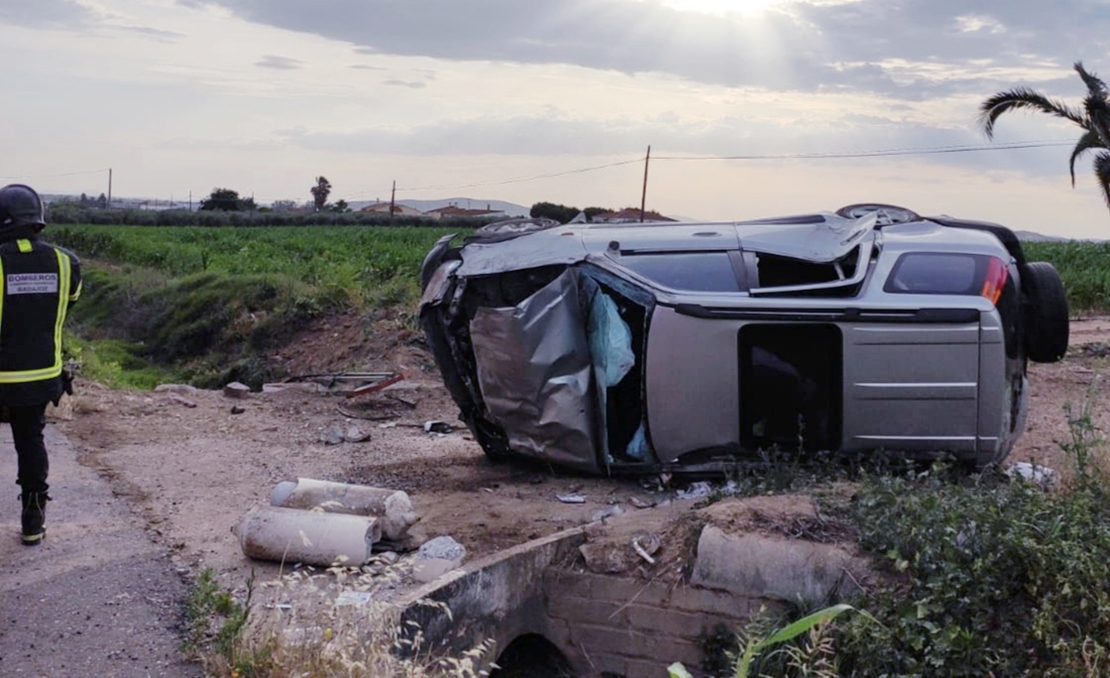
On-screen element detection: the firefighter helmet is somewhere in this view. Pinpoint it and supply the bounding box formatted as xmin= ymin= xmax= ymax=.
xmin=0 ymin=184 xmax=46 ymax=232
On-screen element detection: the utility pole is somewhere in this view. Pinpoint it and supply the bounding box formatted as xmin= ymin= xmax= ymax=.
xmin=189 ymin=190 xmax=192 ymax=211
xmin=389 ymin=180 xmax=396 ymax=224
xmin=640 ymin=145 xmax=651 ymax=223
xmin=107 ymin=168 xmax=113 ymax=208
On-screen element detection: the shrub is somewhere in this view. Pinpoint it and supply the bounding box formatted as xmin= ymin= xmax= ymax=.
xmin=839 ymin=398 xmax=1110 ymax=676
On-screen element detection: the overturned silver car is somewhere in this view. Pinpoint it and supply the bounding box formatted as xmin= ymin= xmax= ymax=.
xmin=419 ymin=204 xmax=1068 ymax=474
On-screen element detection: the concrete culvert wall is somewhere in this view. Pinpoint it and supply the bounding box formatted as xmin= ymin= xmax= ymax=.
xmin=398 ymin=496 xmax=874 ymax=678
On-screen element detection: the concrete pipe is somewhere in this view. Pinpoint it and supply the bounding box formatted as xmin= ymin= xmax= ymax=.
xmin=270 ymin=478 xmax=418 ymax=541
xmin=233 ymin=506 xmax=382 ymax=567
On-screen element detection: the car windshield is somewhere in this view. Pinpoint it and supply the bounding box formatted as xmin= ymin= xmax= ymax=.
xmin=619 ymin=252 xmax=741 ymax=292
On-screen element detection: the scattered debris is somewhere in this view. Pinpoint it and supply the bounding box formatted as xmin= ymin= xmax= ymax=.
xmin=423 ymin=420 xmax=452 ymax=434
xmin=335 ymin=590 xmax=373 ymax=607
xmin=412 ymin=536 xmax=466 ymax=583
xmin=230 ymin=406 xmax=246 ymax=415
xmin=344 ymin=373 xmax=405 ymax=399
xmin=167 ymin=393 xmax=197 ymax=409
xmin=1007 ymin=462 xmax=1057 ymax=487
xmin=154 ymin=384 xmax=198 ymax=395
xmin=676 ymin=481 xmax=713 ymax=500
xmin=591 ymin=505 xmax=625 ymax=522
xmin=629 ymin=497 xmax=653 ymax=509
xmin=557 ymin=494 xmax=587 ymax=504
xmin=233 ymin=506 xmax=381 ymax=567
xmin=270 ymin=478 xmax=419 ymax=542
xmin=223 ymin=382 xmax=251 ymax=399
xmin=344 ymin=424 xmax=371 ymax=443
xmin=631 ymin=531 xmax=660 ymax=565
xmin=323 ymin=423 xmax=345 ymax=446
xmin=262 ymin=382 xmax=325 ymax=394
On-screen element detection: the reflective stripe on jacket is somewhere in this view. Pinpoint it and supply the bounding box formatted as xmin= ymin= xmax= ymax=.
xmin=0 ymin=238 xmax=82 ymax=384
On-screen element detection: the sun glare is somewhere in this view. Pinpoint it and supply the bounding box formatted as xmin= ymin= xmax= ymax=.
xmin=658 ymin=0 xmax=791 ymax=17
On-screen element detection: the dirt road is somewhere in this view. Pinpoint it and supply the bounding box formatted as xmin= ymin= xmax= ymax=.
xmin=0 ymin=427 xmax=202 ymax=677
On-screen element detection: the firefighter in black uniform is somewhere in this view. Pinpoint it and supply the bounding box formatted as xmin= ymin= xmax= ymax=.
xmin=0 ymin=184 xmax=81 ymax=545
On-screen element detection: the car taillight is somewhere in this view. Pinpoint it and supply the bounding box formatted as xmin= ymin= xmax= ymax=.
xmin=980 ymin=256 xmax=1009 ymax=305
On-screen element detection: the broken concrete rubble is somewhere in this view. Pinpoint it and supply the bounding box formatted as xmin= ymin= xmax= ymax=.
xmin=269 ymin=478 xmax=419 ymax=541
xmin=233 ymin=506 xmax=381 ymax=567
xmin=412 ymin=535 xmax=466 ymax=583
xmin=223 ymin=382 xmax=251 ymax=399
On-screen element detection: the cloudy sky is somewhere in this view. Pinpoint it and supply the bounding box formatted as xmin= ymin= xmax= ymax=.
xmin=3 ymin=0 xmax=1110 ymax=236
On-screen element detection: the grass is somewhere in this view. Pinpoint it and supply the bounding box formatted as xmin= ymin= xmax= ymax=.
xmin=184 ymin=562 xmax=495 ymax=678
xmin=48 ymin=225 xmax=471 ymax=388
xmin=48 ymin=224 xmax=465 ymax=299
xmin=1026 ymin=240 xmax=1110 ymax=313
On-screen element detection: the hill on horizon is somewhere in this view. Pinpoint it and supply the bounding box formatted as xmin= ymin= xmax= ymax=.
xmin=348 ymin=197 xmax=530 ymax=217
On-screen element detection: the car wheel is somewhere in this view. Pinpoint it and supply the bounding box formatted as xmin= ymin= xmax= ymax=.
xmin=1021 ymin=261 xmax=1069 ymax=363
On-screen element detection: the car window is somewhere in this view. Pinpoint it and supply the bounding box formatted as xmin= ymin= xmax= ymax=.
xmin=620 ymin=252 xmax=741 ymax=292
xmin=885 ymin=253 xmax=981 ymax=295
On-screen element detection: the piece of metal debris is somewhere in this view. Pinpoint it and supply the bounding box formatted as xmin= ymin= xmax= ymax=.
xmin=230 ymin=405 xmax=246 ymax=415
xmin=556 ymin=493 xmax=587 ymax=504
xmin=344 ymin=373 xmax=405 ymax=399
xmin=629 ymin=497 xmax=653 ymax=509
xmin=424 ymin=420 xmax=452 ymax=434
xmin=591 ymin=505 xmax=624 ymax=522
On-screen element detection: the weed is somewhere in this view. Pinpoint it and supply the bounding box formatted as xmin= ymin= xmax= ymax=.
xmin=188 ymin=559 xmax=496 ymax=678
xmin=839 ymin=394 xmax=1110 ymax=677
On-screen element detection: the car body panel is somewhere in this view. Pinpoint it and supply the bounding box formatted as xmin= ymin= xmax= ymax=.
xmin=644 ymin=305 xmax=740 ymax=462
xmin=468 ymin=268 xmax=602 ymax=473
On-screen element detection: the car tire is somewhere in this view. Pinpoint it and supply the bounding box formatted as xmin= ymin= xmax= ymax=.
xmin=1021 ymin=261 xmax=1069 ymax=363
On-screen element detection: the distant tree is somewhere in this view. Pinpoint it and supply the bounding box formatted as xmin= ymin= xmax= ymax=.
xmin=200 ymin=188 xmax=248 ymax=211
xmin=583 ymin=206 xmax=611 ymax=220
xmin=530 ymin=201 xmax=580 ymax=223
xmin=79 ymin=193 xmax=89 ymax=207
xmin=311 ymin=176 xmax=332 ymax=212
xmin=981 ymin=61 xmax=1110 ymax=209
xmin=329 ymin=199 xmax=349 ymax=213
xmin=96 ymin=193 xmax=108 ymax=209
xmin=271 ymin=199 xmax=298 ymax=212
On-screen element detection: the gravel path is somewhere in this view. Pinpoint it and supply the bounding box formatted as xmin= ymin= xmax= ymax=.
xmin=0 ymin=425 xmax=202 ymax=677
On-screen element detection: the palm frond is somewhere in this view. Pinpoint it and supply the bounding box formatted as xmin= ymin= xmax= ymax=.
xmin=1075 ymin=62 xmax=1110 ymax=101
xmin=1094 ymin=151 xmax=1110 ymax=210
xmin=1070 ymin=131 xmax=1105 ymax=186
xmin=979 ymin=88 xmax=1086 ymax=138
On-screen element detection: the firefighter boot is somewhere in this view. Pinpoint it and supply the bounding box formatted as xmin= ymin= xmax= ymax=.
xmin=19 ymin=491 xmax=49 ymax=546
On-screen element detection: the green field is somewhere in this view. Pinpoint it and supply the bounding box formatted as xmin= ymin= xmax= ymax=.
xmin=1024 ymin=240 xmax=1110 ymax=313
xmin=47 ymin=225 xmax=470 ymax=389
xmin=49 ymin=224 xmax=465 ymax=293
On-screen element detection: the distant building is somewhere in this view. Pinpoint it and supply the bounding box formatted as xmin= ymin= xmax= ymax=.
xmin=425 ymin=203 xmax=506 ymax=220
xmin=591 ymin=208 xmax=677 ymax=224
xmin=358 ymin=201 xmax=425 ymax=217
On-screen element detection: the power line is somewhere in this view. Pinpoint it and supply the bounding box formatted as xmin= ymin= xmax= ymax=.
xmin=0 ymin=168 xmax=111 ymax=181
xmin=345 ymin=158 xmax=643 ymax=200
xmin=350 ymin=139 xmax=1074 ymax=198
xmin=652 ymin=140 xmax=1073 ymax=161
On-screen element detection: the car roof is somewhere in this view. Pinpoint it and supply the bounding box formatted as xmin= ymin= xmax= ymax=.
xmin=454 ymin=206 xmax=1017 ymax=276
